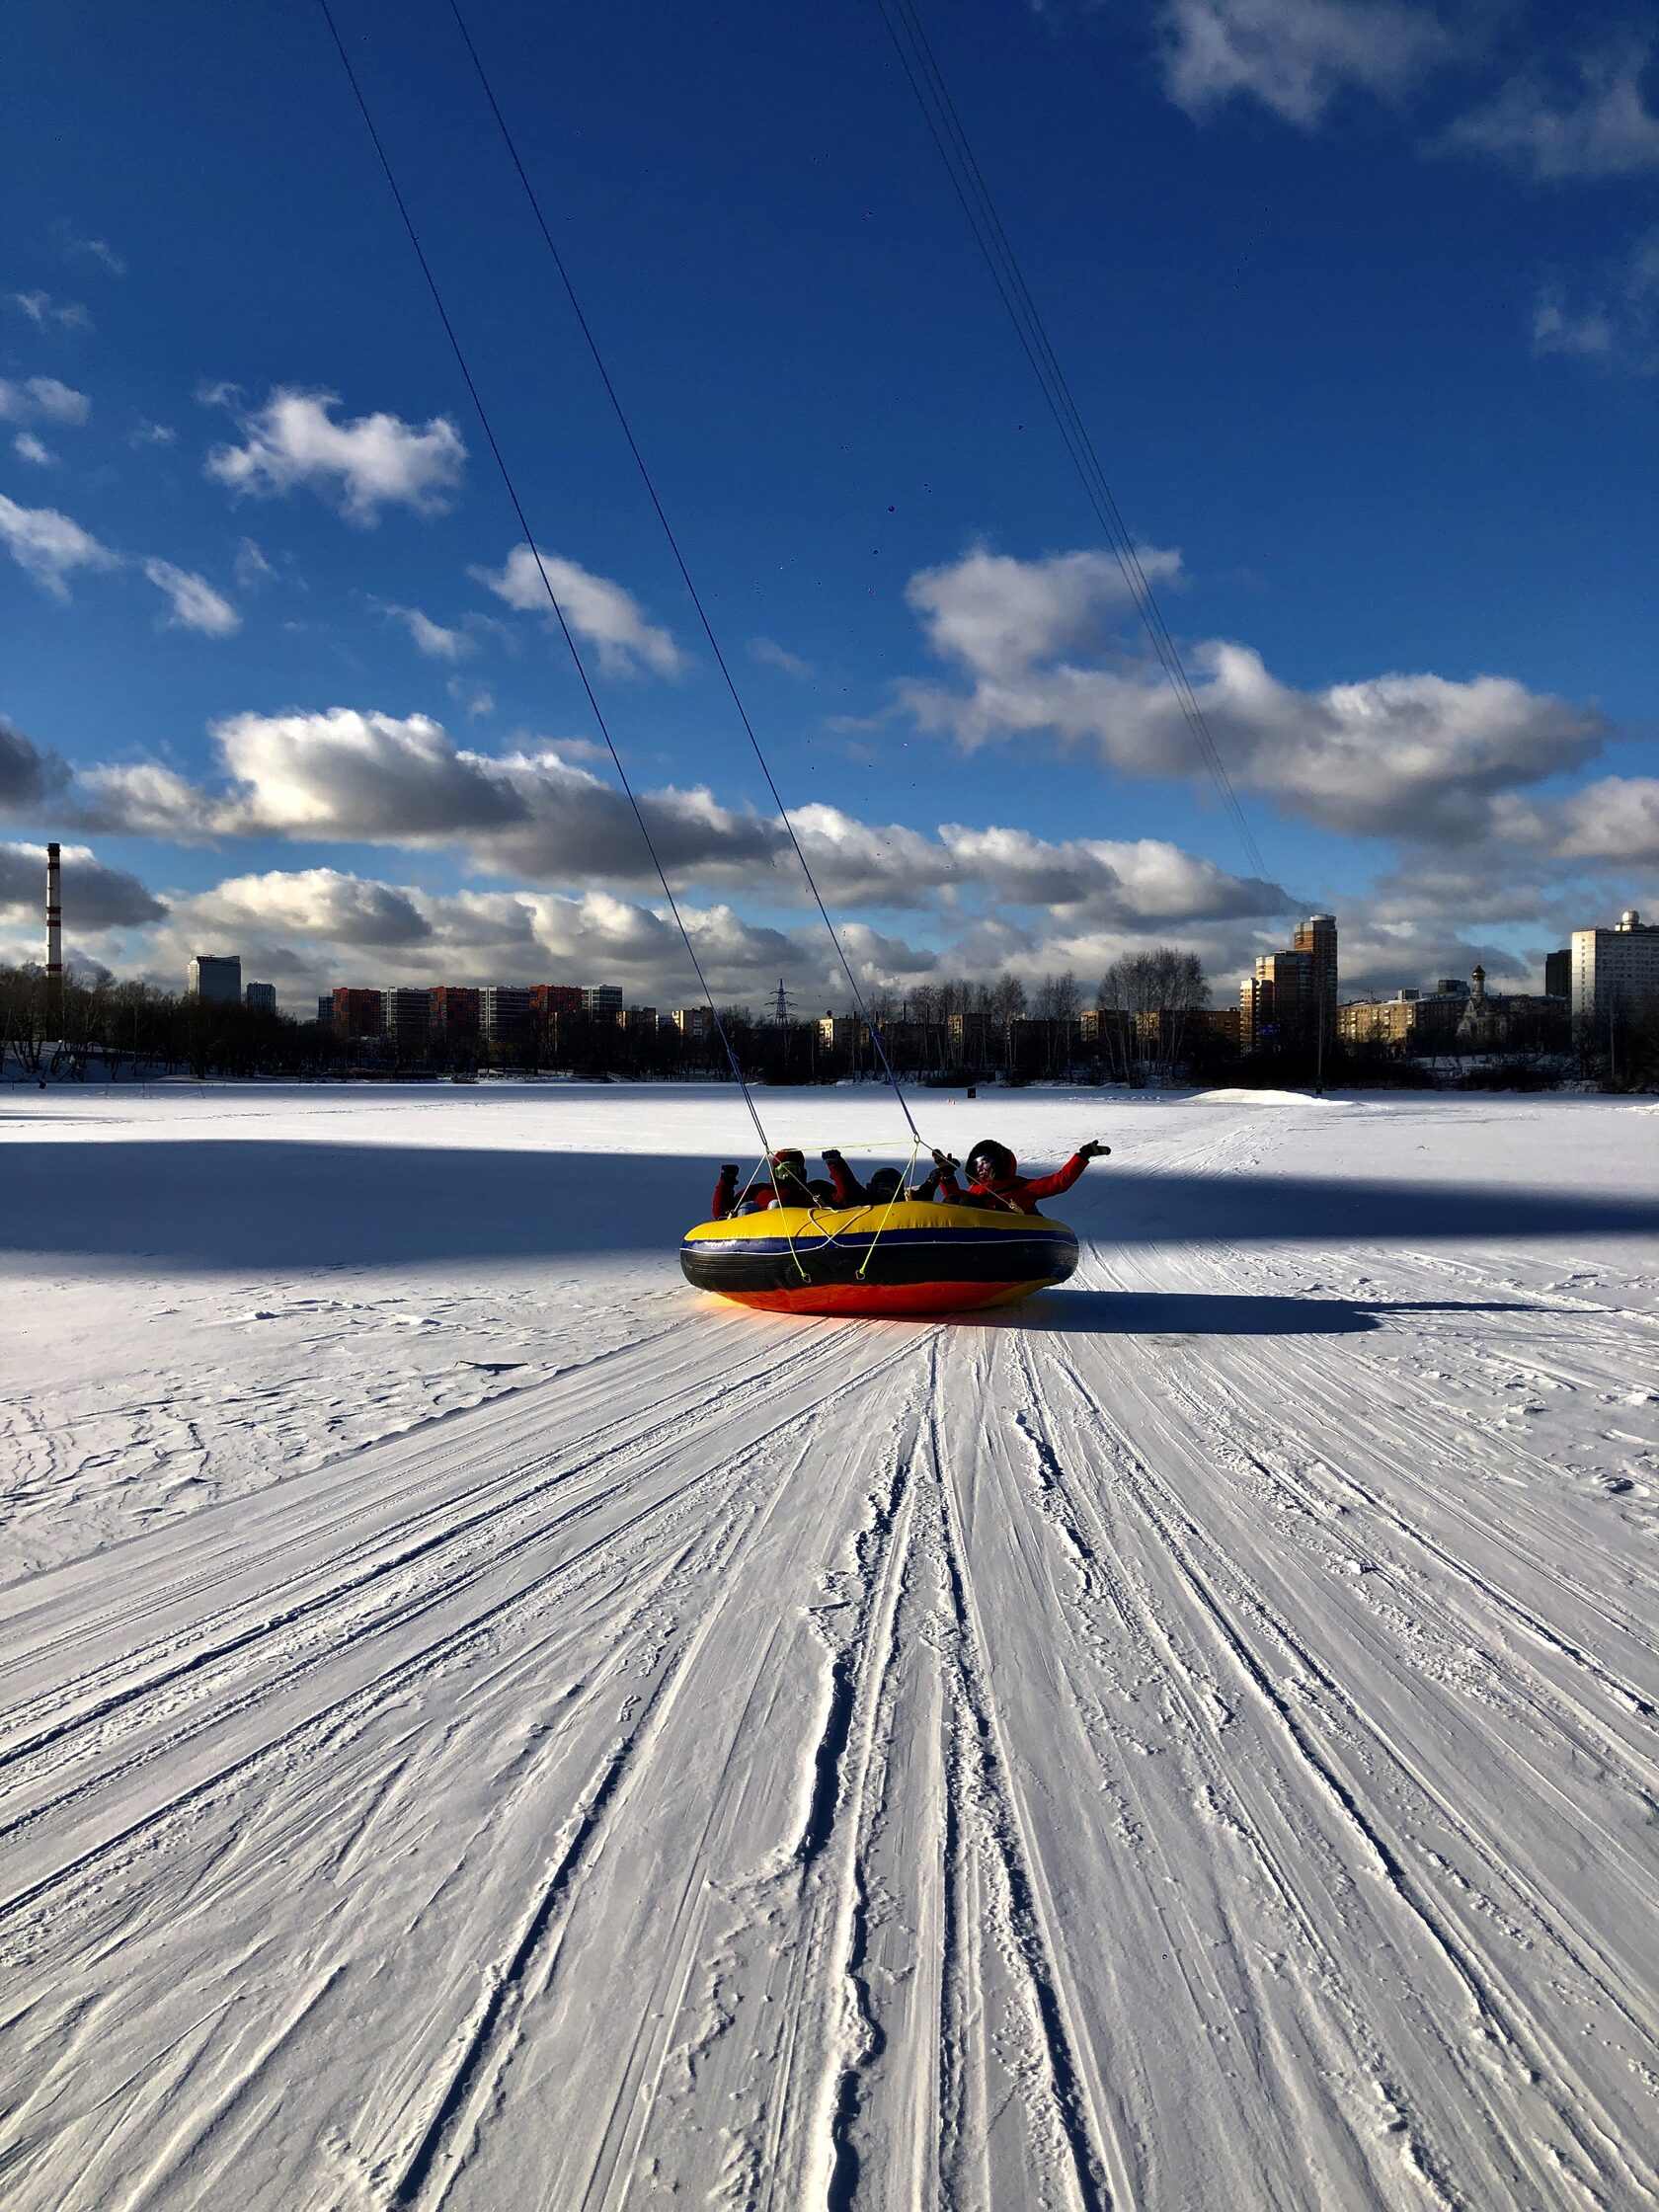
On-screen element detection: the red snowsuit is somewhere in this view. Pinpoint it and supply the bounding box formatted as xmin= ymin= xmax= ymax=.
xmin=938 ymin=1152 xmax=1089 ymax=1217
xmin=711 ymin=1155 xmax=859 ymax=1220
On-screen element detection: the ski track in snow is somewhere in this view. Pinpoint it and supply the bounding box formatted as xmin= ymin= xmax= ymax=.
xmin=0 ymin=1083 xmax=1656 ymax=2209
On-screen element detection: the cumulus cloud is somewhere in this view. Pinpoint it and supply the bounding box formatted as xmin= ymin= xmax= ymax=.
xmin=473 ymin=545 xmax=683 ymax=677
xmin=376 ymin=600 xmax=473 ymax=661
xmin=0 ymin=840 xmax=165 ymax=927
xmin=47 ymin=704 xmax=1290 ymax=943
xmin=0 ymin=723 xmax=70 ymax=816
xmin=1159 ymin=0 xmax=1447 ymax=125
xmin=8 ymin=291 xmax=90 ymax=331
xmin=0 ymin=375 xmax=91 ymax=427
xmin=109 ymin=853 xmax=1305 ymax=1011
xmin=1447 ymin=41 xmax=1659 ymax=179
xmin=183 ymin=867 xmax=434 ymax=947
xmin=142 ymin=558 xmax=240 ymax=637
xmin=69 ymin=761 xmax=216 ymax=840
xmin=13 ymin=433 xmax=54 ymax=467
xmin=1494 ymin=776 xmax=1659 ymax=865
xmin=897 ymin=545 xmax=1608 ymax=839
xmin=209 ymin=708 xmax=528 ymax=841
xmin=205 ymin=388 xmax=466 ymax=523
xmin=907 ymin=543 xmax=1181 ymax=679
xmin=0 ymin=492 xmax=119 ymax=599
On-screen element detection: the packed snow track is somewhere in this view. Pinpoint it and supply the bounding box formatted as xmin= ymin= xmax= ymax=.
xmin=2 ymin=1085 xmax=1656 ymax=2208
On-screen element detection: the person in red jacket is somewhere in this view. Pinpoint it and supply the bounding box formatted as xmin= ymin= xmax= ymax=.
xmin=711 ymin=1148 xmax=858 ymax=1219
xmin=937 ymin=1135 xmax=1109 ymax=1215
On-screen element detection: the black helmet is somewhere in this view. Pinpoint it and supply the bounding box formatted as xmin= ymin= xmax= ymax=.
xmin=968 ymin=1138 xmax=1016 ymax=1183
xmin=866 ymin=1167 xmax=903 ymax=1200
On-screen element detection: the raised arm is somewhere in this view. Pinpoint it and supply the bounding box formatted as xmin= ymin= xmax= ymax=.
xmin=821 ymin=1148 xmax=864 ymax=1207
xmin=1019 ymin=1140 xmax=1109 ymax=1202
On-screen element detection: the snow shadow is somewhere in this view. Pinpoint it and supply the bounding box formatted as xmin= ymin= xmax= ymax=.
xmin=3 ymin=1141 xmax=1658 ymax=1272
xmin=967 ymin=1291 xmax=1540 ymax=1337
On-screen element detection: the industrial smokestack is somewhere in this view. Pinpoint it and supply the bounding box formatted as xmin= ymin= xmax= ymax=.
xmin=45 ymin=841 xmax=61 ymax=981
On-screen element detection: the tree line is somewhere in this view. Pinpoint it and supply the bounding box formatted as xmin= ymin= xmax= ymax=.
xmin=5 ymin=954 xmax=1655 ymax=1088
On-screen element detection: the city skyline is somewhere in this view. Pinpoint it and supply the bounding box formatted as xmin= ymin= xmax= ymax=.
xmin=2 ymin=2 xmax=1656 ymax=1011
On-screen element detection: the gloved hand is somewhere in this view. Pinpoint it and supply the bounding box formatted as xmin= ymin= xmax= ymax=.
xmin=720 ymin=1162 xmax=739 ymax=1177
xmin=931 ymin=1147 xmax=959 ymax=1170
xmin=1078 ymin=1140 xmax=1111 ymax=1159
xmin=822 ymin=1147 xmax=844 ymax=1162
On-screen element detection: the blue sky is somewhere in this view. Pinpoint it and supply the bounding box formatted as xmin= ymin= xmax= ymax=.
xmin=2 ymin=0 xmax=1656 ymax=1010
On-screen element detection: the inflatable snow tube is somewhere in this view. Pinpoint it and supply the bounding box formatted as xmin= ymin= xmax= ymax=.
xmin=680 ymin=1199 xmax=1079 ymax=1317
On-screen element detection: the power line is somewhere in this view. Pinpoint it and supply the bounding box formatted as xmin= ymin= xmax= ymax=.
xmin=314 ymin=0 xmax=773 ymax=1159
xmin=875 ymin=0 xmax=1282 ymax=905
xmin=442 ymin=0 xmax=925 ymax=1145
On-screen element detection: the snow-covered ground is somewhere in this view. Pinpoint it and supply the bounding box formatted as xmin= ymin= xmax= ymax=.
xmin=2 ymin=1081 xmax=1656 ymax=2209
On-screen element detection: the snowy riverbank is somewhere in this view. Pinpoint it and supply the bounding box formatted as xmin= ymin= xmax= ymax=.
xmin=2 ymin=1084 xmax=1656 ymax=2206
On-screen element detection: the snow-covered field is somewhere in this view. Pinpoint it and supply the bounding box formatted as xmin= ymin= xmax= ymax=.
xmin=2 ymin=1081 xmax=1656 ymax=2210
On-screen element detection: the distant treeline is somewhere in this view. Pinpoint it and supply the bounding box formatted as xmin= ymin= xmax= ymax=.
xmin=3 ymin=957 xmax=1655 ymax=1088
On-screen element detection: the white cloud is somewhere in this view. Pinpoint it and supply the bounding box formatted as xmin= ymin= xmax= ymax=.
xmin=131 ymin=420 xmax=177 ymax=447
xmin=112 ymin=854 xmax=1304 ymax=1010
xmin=0 ymin=376 xmax=91 ymax=427
xmin=377 ymin=600 xmax=473 ymax=661
xmin=1447 ymin=42 xmax=1659 ymax=179
xmin=12 ymin=433 xmax=54 ymax=467
xmin=1494 ymin=776 xmax=1659 ymax=865
xmin=0 ymin=492 xmax=119 ymax=600
xmin=70 ymin=761 xmax=216 ymax=840
xmin=8 ymin=290 xmax=91 ymax=331
xmin=67 ymin=234 xmax=125 ymax=276
xmin=210 ymin=708 xmax=527 ymax=841
xmin=907 ymin=543 xmax=1181 ymax=678
xmin=473 ymin=545 xmax=683 ymax=677
xmin=1533 ymin=230 xmax=1659 ymax=376
xmin=234 ymin=537 xmax=276 ymax=591
xmin=897 ymin=545 xmax=1608 ymax=839
xmin=205 ymin=388 xmax=466 ymax=524
xmin=50 ymin=703 xmax=1289 ymax=936
xmin=1159 ymin=0 xmax=1447 ymax=125
xmin=448 ymin=678 xmax=496 ymax=718
xmin=0 ymin=722 xmax=70 ymax=814
xmin=142 ymin=558 xmax=241 ymax=637
xmin=0 ymin=840 xmax=165 ymax=926
xmin=749 ymin=636 xmax=815 ymax=679
xmin=183 ymin=867 xmax=434 ymax=948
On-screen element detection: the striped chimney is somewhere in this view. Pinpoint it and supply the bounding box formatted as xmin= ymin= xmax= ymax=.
xmin=45 ymin=841 xmax=61 ymax=980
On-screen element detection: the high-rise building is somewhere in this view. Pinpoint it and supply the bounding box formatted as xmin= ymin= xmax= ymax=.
xmin=582 ymin=985 xmax=623 ymax=1019
xmin=245 ymin=982 xmax=277 ymax=1014
xmin=332 ymin=987 xmax=382 ymax=1040
xmin=189 ymin=955 xmax=242 ymax=1002
xmin=671 ymin=1005 xmax=713 ymax=1040
xmin=1241 ymin=914 xmax=1338 ymax=1051
xmin=530 ymin=985 xmax=585 ymax=1021
xmin=381 ymin=987 xmax=432 ymax=1057
xmin=1294 ymin=914 xmax=1338 ymax=1028
xmin=1543 ymin=949 xmax=1571 ymax=998
xmin=1573 ymin=910 xmax=1659 ymax=1022
xmin=481 ymin=986 xmax=534 ymax=1042
xmin=429 ymin=986 xmax=481 ymax=1035
xmin=317 ymin=995 xmax=333 ymax=1025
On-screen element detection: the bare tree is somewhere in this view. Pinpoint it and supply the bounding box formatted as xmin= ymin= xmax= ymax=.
xmin=1098 ymin=949 xmax=1209 ymax=1084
